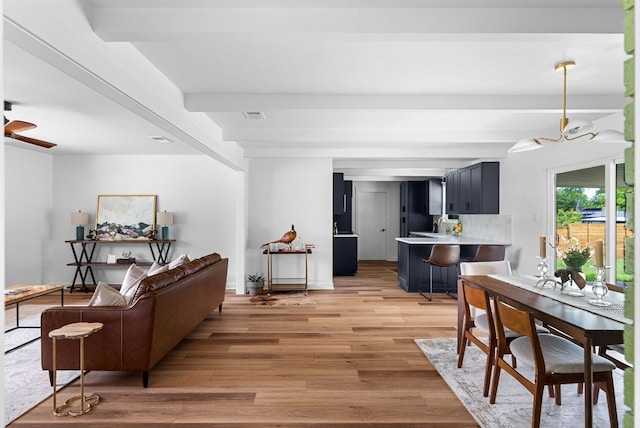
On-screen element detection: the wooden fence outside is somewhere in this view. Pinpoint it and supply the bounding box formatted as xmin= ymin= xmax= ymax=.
xmin=556 ymin=223 xmax=630 ymax=259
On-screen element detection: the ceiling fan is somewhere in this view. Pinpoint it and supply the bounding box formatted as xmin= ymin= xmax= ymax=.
xmin=4 ymin=101 xmax=57 ymax=148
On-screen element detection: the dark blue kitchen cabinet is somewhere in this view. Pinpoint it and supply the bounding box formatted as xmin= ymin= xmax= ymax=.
xmin=445 ymin=162 xmax=499 ymax=214
xmin=333 ymin=236 xmax=358 ymax=276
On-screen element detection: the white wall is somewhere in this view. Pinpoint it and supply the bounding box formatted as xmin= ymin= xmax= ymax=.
xmin=501 ymin=138 xmax=628 ymax=275
xmin=247 ymin=157 xmax=334 ymax=289
xmin=5 ymin=145 xmax=53 ymax=286
xmin=5 ymin=148 xmax=244 ymax=290
xmin=5 ymin=130 xmax=629 ymax=292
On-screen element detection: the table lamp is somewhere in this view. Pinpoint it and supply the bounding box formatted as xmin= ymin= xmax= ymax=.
xmin=156 ymin=210 xmax=174 ymax=240
xmin=70 ymin=210 xmax=89 ymax=240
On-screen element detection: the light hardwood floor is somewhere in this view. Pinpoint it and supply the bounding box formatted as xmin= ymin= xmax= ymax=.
xmin=9 ymin=261 xmax=478 ymax=427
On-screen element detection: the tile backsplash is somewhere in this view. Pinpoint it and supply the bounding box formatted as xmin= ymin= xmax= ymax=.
xmin=458 ymin=214 xmax=512 ymax=243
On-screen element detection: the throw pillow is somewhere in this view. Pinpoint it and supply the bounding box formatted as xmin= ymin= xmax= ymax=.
xmin=168 ymin=254 xmax=190 ymax=270
xmin=148 ymin=261 xmax=169 ymax=276
xmin=88 ymin=281 xmax=126 ymax=306
xmin=120 ymin=263 xmax=148 ymax=304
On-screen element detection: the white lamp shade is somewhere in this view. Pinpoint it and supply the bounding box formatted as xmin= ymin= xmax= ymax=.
xmin=562 ymin=119 xmax=594 ymax=137
xmin=70 ymin=211 xmax=89 ymax=226
xmin=156 ymin=211 xmax=174 ymax=226
xmin=508 ymin=138 xmax=543 ymax=153
xmin=589 ymin=129 xmax=627 ymax=143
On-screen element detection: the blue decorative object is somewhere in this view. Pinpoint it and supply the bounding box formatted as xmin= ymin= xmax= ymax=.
xmin=156 ymin=210 xmax=173 ymax=241
xmin=76 ymin=226 xmax=85 ymax=241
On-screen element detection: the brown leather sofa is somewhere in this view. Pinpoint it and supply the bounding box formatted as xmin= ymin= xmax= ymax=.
xmin=41 ymin=252 xmax=228 ymax=387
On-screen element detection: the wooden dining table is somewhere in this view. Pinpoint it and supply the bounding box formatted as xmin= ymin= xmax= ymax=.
xmin=458 ymin=274 xmax=627 ymax=428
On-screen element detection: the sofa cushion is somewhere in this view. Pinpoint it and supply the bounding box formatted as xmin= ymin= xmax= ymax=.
xmin=88 ymin=281 xmax=126 ymax=306
xmin=120 ymin=263 xmax=148 ymax=304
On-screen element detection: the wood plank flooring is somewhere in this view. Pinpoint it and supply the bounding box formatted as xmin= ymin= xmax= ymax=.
xmin=9 ymin=261 xmax=478 ymax=427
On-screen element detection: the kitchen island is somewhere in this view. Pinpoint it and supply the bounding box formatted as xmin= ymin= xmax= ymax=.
xmin=396 ymin=234 xmax=510 ymax=293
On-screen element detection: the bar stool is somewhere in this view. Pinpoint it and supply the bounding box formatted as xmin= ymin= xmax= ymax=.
xmin=420 ymin=244 xmax=460 ymax=301
xmin=49 ymin=322 xmax=103 ymax=417
xmin=468 ymin=245 xmax=505 ymax=262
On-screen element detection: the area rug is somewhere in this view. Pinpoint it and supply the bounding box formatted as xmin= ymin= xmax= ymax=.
xmin=4 ymin=305 xmax=79 ymax=425
xmin=249 ymin=291 xmax=315 ymax=306
xmin=415 ymin=338 xmax=627 ymax=428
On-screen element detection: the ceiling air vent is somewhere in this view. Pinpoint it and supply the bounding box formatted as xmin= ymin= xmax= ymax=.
xmin=148 ymin=136 xmax=173 ymax=143
xmin=243 ymin=112 xmax=265 ymax=120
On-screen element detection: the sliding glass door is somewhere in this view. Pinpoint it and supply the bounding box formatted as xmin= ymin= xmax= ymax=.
xmin=555 ymin=161 xmax=631 ymax=285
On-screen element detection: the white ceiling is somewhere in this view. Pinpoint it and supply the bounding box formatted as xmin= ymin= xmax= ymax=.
xmin=3 ymin=0 xmax=629 ymax=179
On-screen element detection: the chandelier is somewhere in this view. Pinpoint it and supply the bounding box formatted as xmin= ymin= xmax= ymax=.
xmin=508 ymin=60 xmax=625 ymax=153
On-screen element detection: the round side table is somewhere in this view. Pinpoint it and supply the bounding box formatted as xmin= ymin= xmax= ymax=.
xmin=49 ymin=322 xmax=103 ymax=416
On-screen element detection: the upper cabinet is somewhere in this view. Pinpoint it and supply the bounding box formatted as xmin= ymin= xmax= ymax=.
xmin=426 ymin=179 xmax=442 ymax=216
xmin=333 ymin=173 xmax=346 ymax=215
xmin=445 ymin=162 xmax=499 ymax=214
xmin=335 ymin=180 xmax=353 ymax=233
xmin=445 ymin=170 xmax=458 ymax=214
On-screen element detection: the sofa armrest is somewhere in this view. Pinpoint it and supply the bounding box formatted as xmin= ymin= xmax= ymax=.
xmin=41 ymin=295 xmax=156 ymax=371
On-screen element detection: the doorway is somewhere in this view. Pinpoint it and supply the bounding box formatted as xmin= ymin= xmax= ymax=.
xmin=356 ymin=191 xmax=387 ymax=260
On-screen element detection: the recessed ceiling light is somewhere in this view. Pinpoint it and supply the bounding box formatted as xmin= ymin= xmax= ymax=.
xmin=243 ymin=112 xmax=265 ymax=120
xmin=148 ymin=136 xmax=173 ymax=143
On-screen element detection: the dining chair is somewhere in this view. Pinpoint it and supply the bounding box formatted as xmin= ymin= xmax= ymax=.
xmin=467 ymin=245 xmax=506 ymax=262
xmin=419 ymin=244 xmax=460 ymax=301
xmin=458 ymin=260 xmax=548 ymax=395
xmin=459 ymin=260 xmax=512 ymax=324
xmin=572 ymin=282 xmax=630 ymax=404
xmin=489 ymin=298 xmax=618 ymax=428
xmin=457 ymin=282 xmax=497 ymax=397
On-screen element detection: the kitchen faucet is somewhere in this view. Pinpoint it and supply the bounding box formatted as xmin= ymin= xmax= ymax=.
xmin=435 ymin=215 xmax=447 ymax=233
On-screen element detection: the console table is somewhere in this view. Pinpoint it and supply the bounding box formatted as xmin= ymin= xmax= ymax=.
xmin=263 ymin=246 xmax=313 ymax=293
xmin=65 ymin=239 xmax=175 ymax=292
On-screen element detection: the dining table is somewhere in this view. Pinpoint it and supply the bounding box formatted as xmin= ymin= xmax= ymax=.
xmin=458 ymin=274 xmax=630 ymax=428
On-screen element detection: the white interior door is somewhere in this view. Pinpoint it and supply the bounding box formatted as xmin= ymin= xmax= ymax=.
xmin=357 ymin=191 xmax=387 ymax=260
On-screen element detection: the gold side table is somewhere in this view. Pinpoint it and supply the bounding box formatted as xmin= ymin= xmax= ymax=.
xmin=49 ymin=322 xmax=103 ymax=416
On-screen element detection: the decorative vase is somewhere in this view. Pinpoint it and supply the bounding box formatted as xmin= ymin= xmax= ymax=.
xmin=561 ymin=262 xmax=586 ymax=296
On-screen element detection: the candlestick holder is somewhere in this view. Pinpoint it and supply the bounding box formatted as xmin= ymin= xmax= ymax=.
xmin=589 ymin=266 xmax=611 ymax=306
xmin=535 ymin=256 xmax=557 ymax=288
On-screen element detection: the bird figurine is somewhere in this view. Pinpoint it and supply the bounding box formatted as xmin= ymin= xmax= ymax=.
xmin=261 ymin=224 xmax=297 ymax=250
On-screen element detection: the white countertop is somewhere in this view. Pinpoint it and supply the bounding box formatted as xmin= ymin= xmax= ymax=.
xmin=334 ymin=234 xmax=359 ymax=238
xmin=396 ymin=232 xmax=510 ymax=246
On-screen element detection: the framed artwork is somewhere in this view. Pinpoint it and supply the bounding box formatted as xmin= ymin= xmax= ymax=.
xmin=95 ymin=194 xmax=157 ymax=240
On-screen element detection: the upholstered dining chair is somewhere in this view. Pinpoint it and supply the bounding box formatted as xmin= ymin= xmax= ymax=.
xmin=571 ymin=282 xmax=629 ymax=405
xmin=419 ymin=244 xmax=460 ymax=301
xmin=458 ymin=261 xmax=548 ymax=396
xmin=490 ymin=298 xmax=618 ymax=428
xmin=457 ymin=282 xmax=497 ymax=397
xmin=459 ymin=260 xmax=512 ymax=320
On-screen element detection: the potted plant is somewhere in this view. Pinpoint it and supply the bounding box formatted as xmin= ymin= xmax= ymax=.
xmin=246 ymin=273 xmax=265 ymax=296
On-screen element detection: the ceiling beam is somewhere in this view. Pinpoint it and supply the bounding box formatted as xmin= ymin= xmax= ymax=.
xmin=186 ymin=94 xmax=625 ymax=112
xmin=92 ymin=6 xmax=623 ymax=42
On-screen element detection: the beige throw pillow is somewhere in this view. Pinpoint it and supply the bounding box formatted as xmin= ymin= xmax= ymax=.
xmin=88 ymin=281 xmax=126 ymax=306
xmin=168 ymin=254 xmax=190 ymax=270
xmin=148 ymin=261 xmax=169 ymax=276
xmin=120 ymin=263 xmax=148 ymax=304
